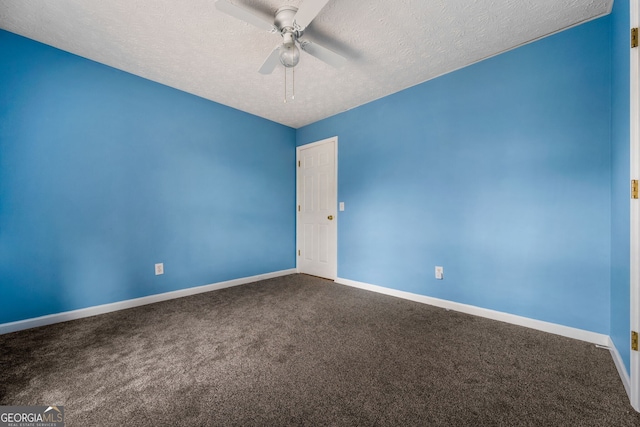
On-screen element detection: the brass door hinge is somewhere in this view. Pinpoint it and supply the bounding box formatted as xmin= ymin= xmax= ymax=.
xmin=633 ymin=28 xmax=639 ymax=48
xmin=298 ymin=160 xmax=301 ymax=167
xmin=298 ymin=205 xmax=301 ymax=212
xmin=298 ymin=250 xmax=301 ymax=256
xmin=633 ymin=331 xmax=638 ymax=351
xmin=633 ymin=180 xmax=639 ymax=199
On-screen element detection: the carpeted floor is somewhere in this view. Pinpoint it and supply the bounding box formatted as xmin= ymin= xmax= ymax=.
xmin=1 ymin=274 xmax=639 ymax=426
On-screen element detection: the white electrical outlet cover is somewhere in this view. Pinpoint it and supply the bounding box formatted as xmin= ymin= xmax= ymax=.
xmin=155 ymin=263 xmax=164 ymax=275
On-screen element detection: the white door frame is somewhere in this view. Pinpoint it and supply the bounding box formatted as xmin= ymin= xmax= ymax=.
xmin=631 ymin=0 xmax=640 ymax=412
xmin=296 ymin=136 xmax=339 ymax=279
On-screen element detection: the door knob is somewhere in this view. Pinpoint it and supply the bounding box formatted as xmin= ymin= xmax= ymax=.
xmin=328 ymin=215 xmax=334 ymax=220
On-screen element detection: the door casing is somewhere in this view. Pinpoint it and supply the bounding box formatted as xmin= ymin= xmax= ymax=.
xmin=630 ymin=0 xmax=639 ymax=412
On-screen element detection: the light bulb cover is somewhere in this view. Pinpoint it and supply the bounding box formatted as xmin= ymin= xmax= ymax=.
xmin=279 ymin=44 xmax=300 ymax=68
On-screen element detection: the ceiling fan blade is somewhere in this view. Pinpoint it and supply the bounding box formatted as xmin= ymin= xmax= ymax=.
xmin=259 ymin=45 xmax=282 ymax=74
xmin=293 ymin=0 xmax=331 ymax=30
xmin=215 ymin=0 xmax=275 ymax=32
xmin=299 ymin=40 xmax=346 ymax=69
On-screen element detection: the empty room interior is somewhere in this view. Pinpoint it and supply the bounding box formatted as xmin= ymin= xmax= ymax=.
xmin=2 ymin=0 xmax=640 ymax=425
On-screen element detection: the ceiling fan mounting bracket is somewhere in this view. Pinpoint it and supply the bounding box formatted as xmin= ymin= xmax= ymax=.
xmin=275 ymin=6 xmax=303 ymax=40
xmin=274 ymin=6 xmax=297 ymax=31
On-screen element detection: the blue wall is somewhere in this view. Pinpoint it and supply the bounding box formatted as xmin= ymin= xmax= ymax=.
xmin=0 ymin=6 xmax=629 ymax=354
xmin=611 ymin=0 xmax=631 ymax=373
xmin=298 ymin=17 xmax=612 ymax=334
xmin=0 ymin=30 xmax=296 ymax=324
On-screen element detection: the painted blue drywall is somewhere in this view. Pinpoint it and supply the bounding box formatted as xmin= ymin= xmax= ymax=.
xmin=0 ymin=30 xmax=296 ymax=324
xmin=610 ymin=0 xmax=631 ymax=373
xmin=298 ymin=17 xmax=612 ymax=334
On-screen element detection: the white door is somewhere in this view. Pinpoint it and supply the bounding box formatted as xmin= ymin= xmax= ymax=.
xmin=297 ymin=137 xmax=337 ymax=280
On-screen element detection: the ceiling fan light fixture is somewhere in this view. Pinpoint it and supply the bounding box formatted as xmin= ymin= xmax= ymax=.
xmin=279 ymin=43 xmax=300 ymax=67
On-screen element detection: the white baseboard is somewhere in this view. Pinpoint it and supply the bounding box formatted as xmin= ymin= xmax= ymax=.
xmin=0 ymin=269 xmax=297 ymax=335
xmin=608 ymin=337 xmax=631 ymax=397
xmin=335 ymin=277 xmax=610 ymax=346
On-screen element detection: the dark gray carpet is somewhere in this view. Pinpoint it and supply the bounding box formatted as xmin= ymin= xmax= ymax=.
xmin=1 ymin=274 xmax=638 ymax=426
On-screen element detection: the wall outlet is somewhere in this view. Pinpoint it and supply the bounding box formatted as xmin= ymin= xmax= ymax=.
xmin=155 ymin=263 xmax=164 ymax=275
xmin=435 ymin=266 xmax=444 ymax=280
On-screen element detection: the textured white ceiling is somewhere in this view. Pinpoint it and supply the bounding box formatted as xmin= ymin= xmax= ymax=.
xmin=0 ymin=0 xmax=612 ymax=128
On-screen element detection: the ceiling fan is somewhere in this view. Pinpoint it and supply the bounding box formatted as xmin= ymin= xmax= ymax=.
xmin=214 ymin=0 xmax=347 ymax=74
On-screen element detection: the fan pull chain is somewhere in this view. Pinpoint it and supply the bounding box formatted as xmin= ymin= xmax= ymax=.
xmin=283 ymin=67 xmax=287 ymax=103
xmin=292 ymin=66 xmax=295 ymax=100
xmin=283 ymin=67 xmax=296 ymax=103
